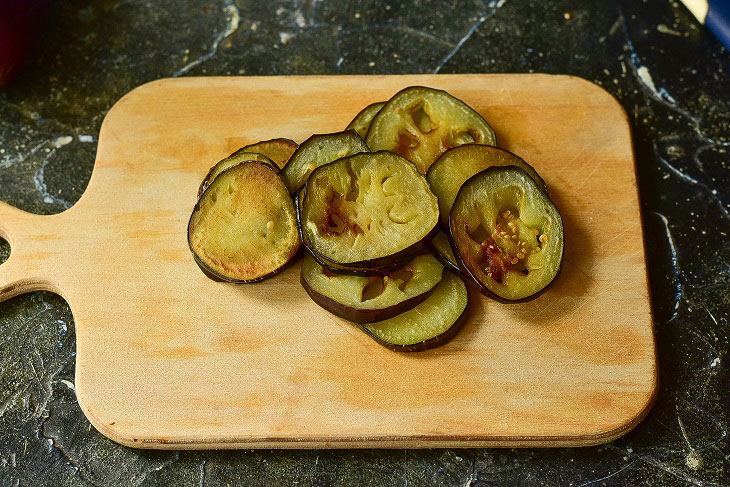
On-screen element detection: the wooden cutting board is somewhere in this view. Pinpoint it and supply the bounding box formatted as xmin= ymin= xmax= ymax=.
xmin=0 ymin=74 xmax=657 ymax=449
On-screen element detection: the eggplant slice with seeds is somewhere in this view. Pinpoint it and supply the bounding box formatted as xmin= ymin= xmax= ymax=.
xmin=427 ymin=144 xmax=548 ymax=226
xmin=449 ymin=166 xmax=563 ymax=301
xmin=346 ymin=101 xmax=385 ymax=138
xmin=361 ymin=271 xmax=469 ymax=352
xmin=237 ymin=138 xmax=298 ymax=169
xmin=366 ymin=86 xmax=496 ymax=174
xmin=299 ymin=150 xmax=439 ymax=275
xmin=189 ymin=161 xmax=300 ymax=283
xmin=301 ymin=253 xmax=444 ymax=323
xmin=429 ymin=231 xmax=459 ymax=272
xmin=198 ymin=151 xmax=278 ymax=197
xmin=281 ymin=130 xmax=369 ymax=194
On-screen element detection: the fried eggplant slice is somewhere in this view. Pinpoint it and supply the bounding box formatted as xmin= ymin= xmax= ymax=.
xmin=301 ymin=253 xmax=444 ymax=323
xmin=449 ymin=166 xmax=563 ymax=301
xmin=198 ymin=151 xmax=277 ymax=197
xmin=281 ymin=130 xmax=369 ymax=194
xmin=299 ymin=151 xmax=439 ymax=274
xmin=362 ymin=271 xmax=469 ymax=352
xmin=427 ymin=144 xmax=547 ymax=225
xmin=346 ymin=101 xmax=385 ymax=138
xmin=237 ymin=138 xmax=298 ymax=169
xmin=429 ymin=231 xmax=459 ymax=272
xmin=189 ymin=161 xmax=300 ymax=283
xmin=366 ymin=86 xmax=496 ymax=174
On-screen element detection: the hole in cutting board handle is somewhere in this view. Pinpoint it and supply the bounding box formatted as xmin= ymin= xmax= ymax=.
xmin=0 ymin=237 xmax=9 ymax=266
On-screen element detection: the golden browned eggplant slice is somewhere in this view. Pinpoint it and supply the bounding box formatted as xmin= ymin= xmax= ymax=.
xmin=281 ymin=130 xmax=369 ymax=194
xmin=299 ymin=151 xmax=439 ymax=275
xmin=366 ymin=86 xmax=496 ymax=174
xmin=237 ymin=138 xmax=298 ymax=169
xmin=301 ymin=253 xmax=444 ymax=323
xmin=189 ymin=161 xmax=300 ymax=283
xmin=346 ymin=101 xmax=385 ymax=138
xmin=362 ymin=271 xmax=469 ymax=352
xmin=449 ymin=166 xmax=563 ymax=301
xmin=198 ymin=151 xmax=277 ymax=197
xmin=427 ymin=144 xmax=547 ymax=226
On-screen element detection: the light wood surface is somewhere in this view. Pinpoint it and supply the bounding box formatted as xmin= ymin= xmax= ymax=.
xmin=0 ymin=75 xmax=657 ymax=449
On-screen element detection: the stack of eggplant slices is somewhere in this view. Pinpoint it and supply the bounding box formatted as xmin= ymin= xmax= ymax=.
xmin=188 ymin=86 xmax=564 ymax=352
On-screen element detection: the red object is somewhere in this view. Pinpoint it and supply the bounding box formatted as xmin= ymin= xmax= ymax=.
xmin=0 ymin=0 xmax=53 ymax=87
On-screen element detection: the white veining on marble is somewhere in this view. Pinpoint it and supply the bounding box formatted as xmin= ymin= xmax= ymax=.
xmin=653 ymin=212 xmax=682 ymax=323
xmin=172 ymin=0 xmax=240 ymax=77
xmin=33 ymin=147 xmax=72 ymax=208
xmin=433 ymin=15 xmax=487 ymax=74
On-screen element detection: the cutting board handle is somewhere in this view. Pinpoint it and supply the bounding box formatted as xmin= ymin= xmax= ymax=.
xmin=0 ymin=200 xmax=56 ymax=302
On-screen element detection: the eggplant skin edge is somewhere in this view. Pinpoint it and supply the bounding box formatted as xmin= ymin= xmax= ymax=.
xmin=448 ymin=227 xmax=564 ymax=304
xmin=299 ymin=269 xmax=440 ymax=324
xmin=426 ymin=236 xmax=460 ymax=273
xmin=190 ymin=249 xmax=301 ymax=284
xmin=446 ymin=168 xmax=564 ymax=303
xmin=188 ymin=161 xmax=301 ymax=284
xmin=431 ymin=250 xmax=460 ymax=273
xmin=301 ymin=235 xmax=435 ymax=276
xmin=449 ymin=232 xmax=563 ymax=304
xmin=357 ymin=283 xmax=470 ymax=352
xmin=281 ymin=129 xmax=369 ymax=194
xmin=198 ymin=153 xmax=279 ymax=198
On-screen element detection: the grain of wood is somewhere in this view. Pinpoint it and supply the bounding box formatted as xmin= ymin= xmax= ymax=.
xmin=0 ymin=74 xmax=657 ymax=449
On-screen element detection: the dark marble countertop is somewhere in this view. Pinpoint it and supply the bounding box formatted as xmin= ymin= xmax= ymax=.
xmin=1 ymin=1 xmax=728 ymax=485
